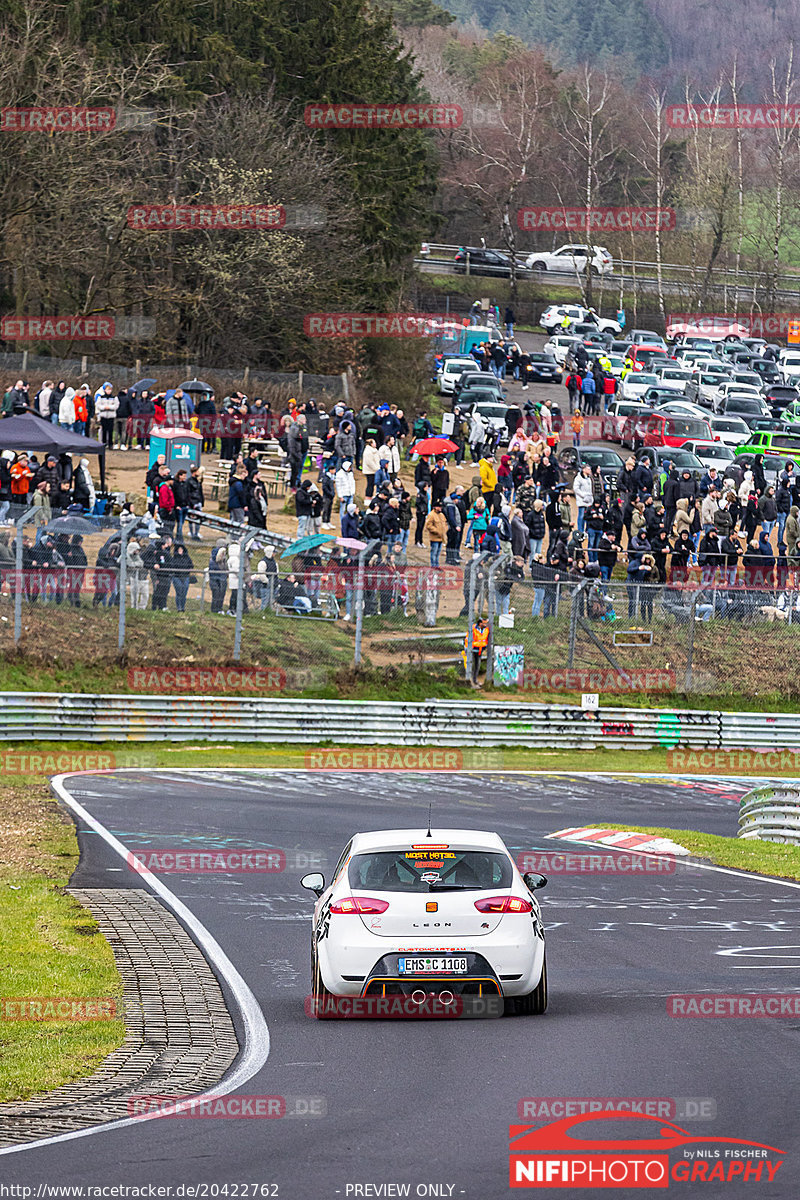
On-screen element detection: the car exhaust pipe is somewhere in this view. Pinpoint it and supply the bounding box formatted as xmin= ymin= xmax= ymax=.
xmin=411 ymin=989 xmax=427 ymax=1006
xmin=439 ymin=990 xmax=455 ymax=1006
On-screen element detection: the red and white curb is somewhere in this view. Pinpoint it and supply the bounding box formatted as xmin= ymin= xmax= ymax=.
xmin=548 ymin=826 xmax=690 ymax=857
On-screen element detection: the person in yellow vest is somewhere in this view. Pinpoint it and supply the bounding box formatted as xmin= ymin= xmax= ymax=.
xmin=598 ymin=354 xmax=612 ymax=374
xmin=463 ymin=617 xmax=489 ymax=680
xmin=560 ymin=312 xmax=572 ymax=331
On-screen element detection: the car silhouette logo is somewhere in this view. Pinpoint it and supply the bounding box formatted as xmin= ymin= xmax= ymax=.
xmin=510 ymin=1111 xmax=784 ymax=1155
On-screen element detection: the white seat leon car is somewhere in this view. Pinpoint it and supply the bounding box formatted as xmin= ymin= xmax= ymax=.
xmin=302 ymin=828 xmax=548 ymax=1017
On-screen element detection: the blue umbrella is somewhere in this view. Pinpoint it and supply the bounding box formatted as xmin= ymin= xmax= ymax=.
xmin=280 ymin=533 xmax=335 ymax=558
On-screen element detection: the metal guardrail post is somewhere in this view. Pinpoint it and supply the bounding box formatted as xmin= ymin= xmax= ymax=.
xmin=14 ymin=508 xmax=39 ymax=644
xmin=354 ymin=539 xmax=381 ymax=667
xmin=485 ymin=553 xmax=510 ymax=686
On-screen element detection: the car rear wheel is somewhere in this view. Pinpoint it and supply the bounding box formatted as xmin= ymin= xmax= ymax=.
xmin=311 ymin=946 xmax=335 ymax=1019
xmin=531 ymin=261 xmax=547 ymax=273
xmin=507 ymin=956 xmax=548 ymax=1016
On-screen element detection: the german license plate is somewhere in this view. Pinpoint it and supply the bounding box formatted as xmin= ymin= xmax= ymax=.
xmin=398 ymin=956 xmax=468 ymax=974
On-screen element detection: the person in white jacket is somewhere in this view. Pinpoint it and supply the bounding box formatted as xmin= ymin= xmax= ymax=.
xmin=59 ymin=387 xmax=76 ymax=429
xmin=335 ymin=461 xmax=356 ymax=527
xmin=738 ymin=469 xmax=754 ymax=505
xmin=226 ymin=540 xmax=248 ymax=614
xmin=94 ymin=382 xmax=119 ymax=449
xmin=380 ymin=435 xmax=401 ymax=482
xmin=126 ymin=539 xmax=150 ymax=610
xmin=361 ymin=439 xmax=381 ymax=498
xmin=573 ymin=463 xmax=594 ymax=535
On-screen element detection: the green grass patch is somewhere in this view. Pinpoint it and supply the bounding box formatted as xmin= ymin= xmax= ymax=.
xmin=602 ymin=822 xmax=800 ymax=883
xmin=0 ymin=783 xmax=124 ymax=1102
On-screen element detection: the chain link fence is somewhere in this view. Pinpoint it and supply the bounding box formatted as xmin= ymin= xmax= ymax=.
xmin=1 ymin=516 xmax=799 ymax=700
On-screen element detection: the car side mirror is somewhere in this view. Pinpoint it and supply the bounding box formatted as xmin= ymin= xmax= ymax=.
xmin=301 ymin=872 xmax=325 ymax=896
xmin=523 ymin=872 xmax=548 ymax=891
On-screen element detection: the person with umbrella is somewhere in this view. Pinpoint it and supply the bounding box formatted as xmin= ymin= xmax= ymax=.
xmin=194 ymin=390 xmax=218 ymax=453
xmin=431 ymin=455 xmax=450 ymax=504
xmin=166 ymin=387 xmax=191 ymax=425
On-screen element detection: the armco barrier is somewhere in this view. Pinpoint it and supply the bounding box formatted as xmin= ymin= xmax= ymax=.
xmin=739 ymin=785 xmax=800 ymax=844
xmin=0 ymin=694 xmax=721 ymax=747
xmin=720 ymin=713 xmax=800 ymax=750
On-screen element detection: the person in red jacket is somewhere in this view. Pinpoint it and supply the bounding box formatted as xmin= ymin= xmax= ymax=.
xmin=157 ymin=473 xmax=176 ymax=534
xmin=10 ymin=453 xmax=34 ymax=506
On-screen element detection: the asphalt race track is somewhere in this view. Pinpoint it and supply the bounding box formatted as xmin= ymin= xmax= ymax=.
xmin=3 ymin=770 xmax=799 ymax=1198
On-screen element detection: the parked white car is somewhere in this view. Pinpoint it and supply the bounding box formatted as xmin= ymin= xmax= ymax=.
xmin=685 ymin=370 xmax=731 ymax=408
xmin=438 ymin=356 xmax=480 ymax=396
xmin=621 ymin=372 xmax=660 ymax=401
xmin=655 ymin=400 xmax=711 ymax=422
xmin=602 ymin=398 xmax=647 ymax=440
xmin=543 ymin=333 xmax=582 ymax=363
xmin=652 ymin=365 xmax=694 ymax=392
xmin=539 ymin=304 xmax=621 ymax=336
xmin=527 ymin=244 xmax=613 ymax=277
xmin=779 ymin=351 xmax=800 ymax=386
xmin=303 ymin=828 xmax=548 ymax=1017
xmin=709 ymin=415 xmax=752 ymax=446
xmin=680 ymin=440 xmax=737 ymax=473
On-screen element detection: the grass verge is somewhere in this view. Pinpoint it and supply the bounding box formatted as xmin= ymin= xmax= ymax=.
xmin=0 ymin=781 xmax=124 ymax=1102
xmin=603 ymin=823 xmax=800 ymax=883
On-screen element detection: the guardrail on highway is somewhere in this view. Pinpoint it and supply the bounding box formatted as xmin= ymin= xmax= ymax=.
xmin=418 ymin=242 xmax=800 ymax=291
xmin=738 ymin=784 xmax=800 ymax=843
xmin=1 ymin=693 xmax=797 ymax=750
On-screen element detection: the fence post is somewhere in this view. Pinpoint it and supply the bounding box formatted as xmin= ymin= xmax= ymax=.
xmin=14 ymin=509 xmax=39 ymax=644
xmin=567 ymin=579 xmax=590 ymax=668
xmin=118 ymin=519 xmax=149 ymax=649
xmin=465 ymin=551 xmax=489 ymax=682
xmin=233 ymin=529 xmax=257 ymax=661
xmin=354 ymin=539 xmax=380 ymax=666
xmin=685 ymin=590 xmax=698 ymax=692
xmin=485 ymin=553 xmax=509 ymax=686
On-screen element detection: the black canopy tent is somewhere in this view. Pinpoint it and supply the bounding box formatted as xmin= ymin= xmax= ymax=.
xmin=0 ymin=413 xmax=106 ymax=488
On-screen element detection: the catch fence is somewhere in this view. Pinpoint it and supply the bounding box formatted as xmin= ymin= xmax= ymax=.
xmin=2 ymin=520 xmax=800 ymax=700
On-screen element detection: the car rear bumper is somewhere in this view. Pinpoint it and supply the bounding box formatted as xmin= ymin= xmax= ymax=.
xmin=318 ymin=931 xmax=544 ymax=997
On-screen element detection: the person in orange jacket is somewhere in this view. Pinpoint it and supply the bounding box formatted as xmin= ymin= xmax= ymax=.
xmin=73 ymin=387 xmax=89 ymax=435
xmin=462 ymin=616 xmax=489 ymax=680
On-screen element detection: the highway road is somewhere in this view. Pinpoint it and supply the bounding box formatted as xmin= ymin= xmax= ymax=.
xmin=415 ymin=257 xmax=800 ymax=307
xmin=2 ymin=769 xmax=798 ymax=1197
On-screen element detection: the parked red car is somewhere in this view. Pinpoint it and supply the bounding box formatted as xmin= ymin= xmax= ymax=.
xmin=621 ymin=411 xmax=714 ymax=450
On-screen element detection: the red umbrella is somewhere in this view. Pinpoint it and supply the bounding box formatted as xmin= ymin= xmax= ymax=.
xmin=412 ymin=436 xmax=458 ymax=455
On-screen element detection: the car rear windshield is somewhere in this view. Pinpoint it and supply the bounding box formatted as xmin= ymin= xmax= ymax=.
xmin=728 ymin=398 xmax=762 ymax=411
xmin=713 ymin=419 xmax=746 ymax=431
xmin=529 ymin=353 xmax=555 ymax=362
xmin=665 ymin=418 xmax=709 ymax=437
xmin=348 ymin=849 xmax=514 ymax=892
xmin=581 ymin=449 xmax=622 ymax=466
xmin=667 ymin=450 xmax=701 ymax=467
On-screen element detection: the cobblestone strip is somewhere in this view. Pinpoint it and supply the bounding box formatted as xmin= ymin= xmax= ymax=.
xmin=0 ymin=889 xmax=240 ymax=1146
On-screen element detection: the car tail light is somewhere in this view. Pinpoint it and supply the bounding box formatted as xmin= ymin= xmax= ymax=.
xmin=330 ymin=897 xmax=390 ymax=915
xmin=474 ymin=895 xmax=533 ymax=914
